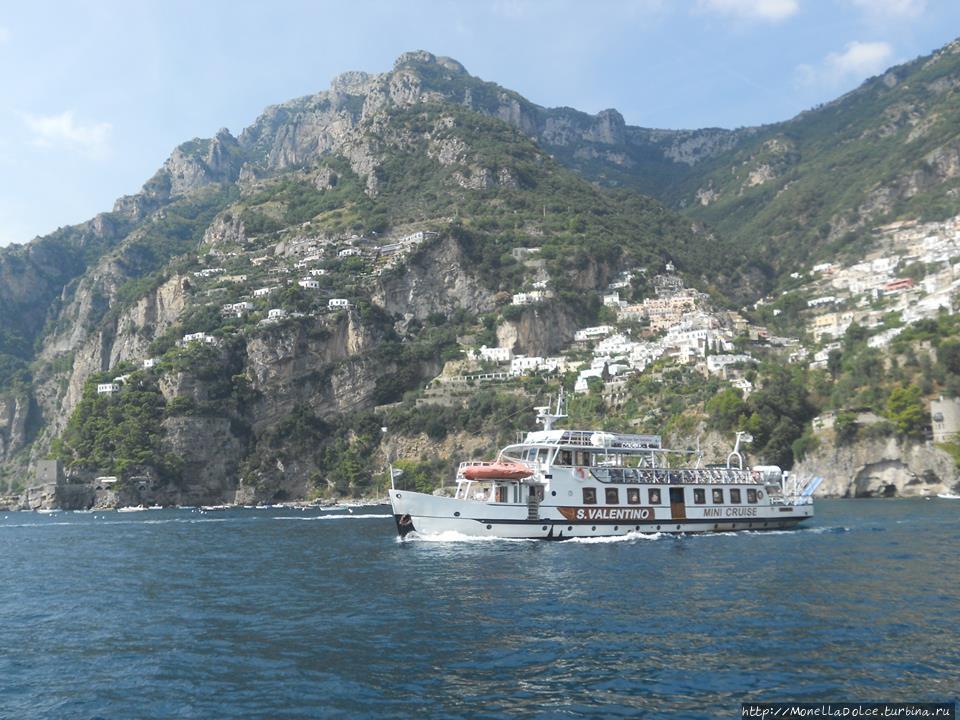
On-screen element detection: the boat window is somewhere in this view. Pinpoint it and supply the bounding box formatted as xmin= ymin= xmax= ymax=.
xmin=693 ymin=488 xmax=705 ymax=504
xmin=575 ymin=450 xmax=591 ymax=467
xmin=496 ymin=486 xmax=507 ymax=503
xmin=605 ymin=488 xmax=619 ymax=504
xmin=558 ymin=450 xmax=573 ymax=466
xmin=730 ymin=488 xmax=742 ymax=504
xmin=526 ymin=448 xmax=538 ymax=462
xmin=583 ymin=488 xmax=597 ymax=505
xmin=537 ymin=448 xmax=550 ymax=464
xmin=747 ymin=489 xmax=758 ymax=503
xmin=712 ymin=488 xmax=723 ymax=504
xmin=627 ymin=488 xmax=640 ymax=504
xmin=648 ymin=488 xmax=661 ymax=504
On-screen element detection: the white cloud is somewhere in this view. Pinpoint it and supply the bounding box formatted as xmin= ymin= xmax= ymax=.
xmin=795 ymin=40 xmax=893 ymax=89
xmin=695 ymin=0 xmax=798 ymax=22
xmin=849 ymin=0 xmax=926 ymax=20
xmin=22 ymin=111 xmax=112 ymax=158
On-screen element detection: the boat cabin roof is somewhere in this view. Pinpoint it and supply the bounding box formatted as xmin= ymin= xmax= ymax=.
xmin=521 ymin=430 xmax=661 ymax=451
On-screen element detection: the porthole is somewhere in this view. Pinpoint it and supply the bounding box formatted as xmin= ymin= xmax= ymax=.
xmin=542 ymin=525 xmax=548 ymax=531
xmin=676 ymin=525 xmax=681 ymax=530
xmin=656 ymin=525 xmax=661 ymax=530
xmin=567 ymin=526 xmax=573 ymax=531
xmin=591 ymin=526 xmax=596 ymax=531
xmin=732 ymin=523 xmax=736 ymax=529
xmin=486 ymin=524 xmax=492 ymax=530
xmin=551 ymin=490 xmax=557 ymax=496
xmin=614 ymin=526 xmax=619 ymax=531
xmin=396 ymin=493 xmax=402 ymax=499
xmin=454 ymin=511 xmax=460 ymax=517
xmin=635 ymin=525 xmax=640 ymax=531
xmin=714 ymin=523 xmax=719 ymax=530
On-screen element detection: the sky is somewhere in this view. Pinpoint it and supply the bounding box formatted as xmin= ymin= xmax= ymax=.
xmin=1 ymin=0 xmax=959 ymax=247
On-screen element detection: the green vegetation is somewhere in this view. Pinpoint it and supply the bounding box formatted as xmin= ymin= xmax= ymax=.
xmin=52 ymin=374 xmax=182 ymax=480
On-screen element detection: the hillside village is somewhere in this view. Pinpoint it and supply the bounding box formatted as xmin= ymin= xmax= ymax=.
xmin=84 ymin=211 xmax=960 ymax=433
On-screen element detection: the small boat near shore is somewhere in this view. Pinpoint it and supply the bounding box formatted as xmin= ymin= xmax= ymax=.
xmin=389 ymin=392 xmax=818 ymax=540
xmin=937 ymin=492 xmax=960 ymax=499
xmin=117 ymin=505 xmax=146 ymax=513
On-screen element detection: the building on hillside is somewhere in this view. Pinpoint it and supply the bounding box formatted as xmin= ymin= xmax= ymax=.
xmin=477 ymin=346 xmax=513 ymax=363
xmin=931 ymin=396 xmax=960 ymax=442
xmin=575 ymin=325 xmax=614 ymax=343
xmin=179 ymin=332 xmax=218 ymax=347
xmin=97 ymin=383 xmax=120 ymax=395
xmin=706 ymin=354 xmax=754 ymax=376
xmin=267 ymin=308 xmax=288 ymax=320
xmin=511 ymin=290 xmax=548 ymax=306
xmin=328 ymin=298 xmax=350 ymax=310
xmin=510 ymin=355 xmax=545 ymax=375
xmin=298 ymin=279 xmax=320 ymax=289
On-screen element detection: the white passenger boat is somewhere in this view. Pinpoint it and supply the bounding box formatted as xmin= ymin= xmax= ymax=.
xmin=388 ymin=393 xmax=817 ymax=540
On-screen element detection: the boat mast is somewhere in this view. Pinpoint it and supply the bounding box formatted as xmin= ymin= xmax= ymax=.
xmin=536 ymin=388 xmax=568 ymax=431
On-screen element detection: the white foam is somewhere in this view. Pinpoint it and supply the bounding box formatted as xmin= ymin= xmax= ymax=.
xmin=563 ymin=530 xmax=664 ymax=544
xmin=271 ymin=514 xmax=391 ymax=521
xmin=400 ymin=530 xmax=537 ymax=543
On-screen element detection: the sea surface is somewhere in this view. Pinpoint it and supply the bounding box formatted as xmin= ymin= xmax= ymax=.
xmin=0 ymin=498 xmax=958 ymax=719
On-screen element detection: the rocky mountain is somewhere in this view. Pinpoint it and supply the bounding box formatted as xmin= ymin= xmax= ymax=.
xmin=0 ymin=50 xmax=717 ymax=505
xmin=3 ymin=41 xmax=960 ymax=507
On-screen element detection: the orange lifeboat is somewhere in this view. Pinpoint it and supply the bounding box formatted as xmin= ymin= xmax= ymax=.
xmin=462 ymin=462 xmax=532 ymax=481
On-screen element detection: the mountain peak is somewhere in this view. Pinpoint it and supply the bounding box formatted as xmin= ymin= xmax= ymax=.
xmin=393 ymin=50 xmax=468 ymax=76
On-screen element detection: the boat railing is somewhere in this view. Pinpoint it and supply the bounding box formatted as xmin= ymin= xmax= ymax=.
xmin=589 ymin=466 xmax=757 ymax=485
xmin=526 ymin=430 xmax=662 ymax=450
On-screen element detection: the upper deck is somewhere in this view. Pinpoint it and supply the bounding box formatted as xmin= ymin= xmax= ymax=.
xmin=522 ymin=429 xmax=661 ymax=452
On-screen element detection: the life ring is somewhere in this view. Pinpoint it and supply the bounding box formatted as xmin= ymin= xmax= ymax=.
xmin=575 ymin=467 xmax=587 ymax=482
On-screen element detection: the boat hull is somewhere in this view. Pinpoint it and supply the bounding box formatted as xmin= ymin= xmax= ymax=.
xmin=388 ymin=489 xmax=813 ymax=540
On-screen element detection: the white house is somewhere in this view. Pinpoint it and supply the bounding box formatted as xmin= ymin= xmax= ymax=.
xmin=267 ymin=308 xmax=288 ymax=320
xmin=97 ymin=383 xmax=120 ymax=395
xmin=298 ymin=279 xmax=320 ymax=290
xmin=338 ymin=247 xmax=362 ymax=257
xmin=180 ymin=332 xmax=218 ymax=347
xmin=602 ymin=292 xmax=622 ymax=307
xmin=328 ymin=298 xmax=350 ymax=309
xmin=478 ymin=346 xmax=513 ymax=363
xmin=510 ymin=355 xmax=544 ymax=375
xmin=574 ymin=369 xmax=603 ymax=394
xmin=575 ymin=325 xmax=614 ymax=342
xmin=706 ymin=354 xmax=753 ymax=375
xmin=253 ymin=287 xmax=276 ymax=298
xmin=309 ymin=268 xmax=327 ymax=277
xmin=511 ymin=291 xmax=547 ymax=306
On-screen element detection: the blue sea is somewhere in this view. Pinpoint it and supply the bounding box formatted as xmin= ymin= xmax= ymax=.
xmin=1 ymin=499 xmax=958 ymax=719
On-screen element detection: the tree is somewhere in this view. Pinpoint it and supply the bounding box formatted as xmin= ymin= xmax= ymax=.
xmin=938 ymin=338 xmax=960 ymax=376
xmin=705 ymin=387 xmax=747 ymax=432
xmin=885 ymin=384 xmax=926 ymax=439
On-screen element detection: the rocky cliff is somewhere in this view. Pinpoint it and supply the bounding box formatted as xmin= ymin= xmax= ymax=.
xmin=795 ymin=436 xmax=959 ymax=498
